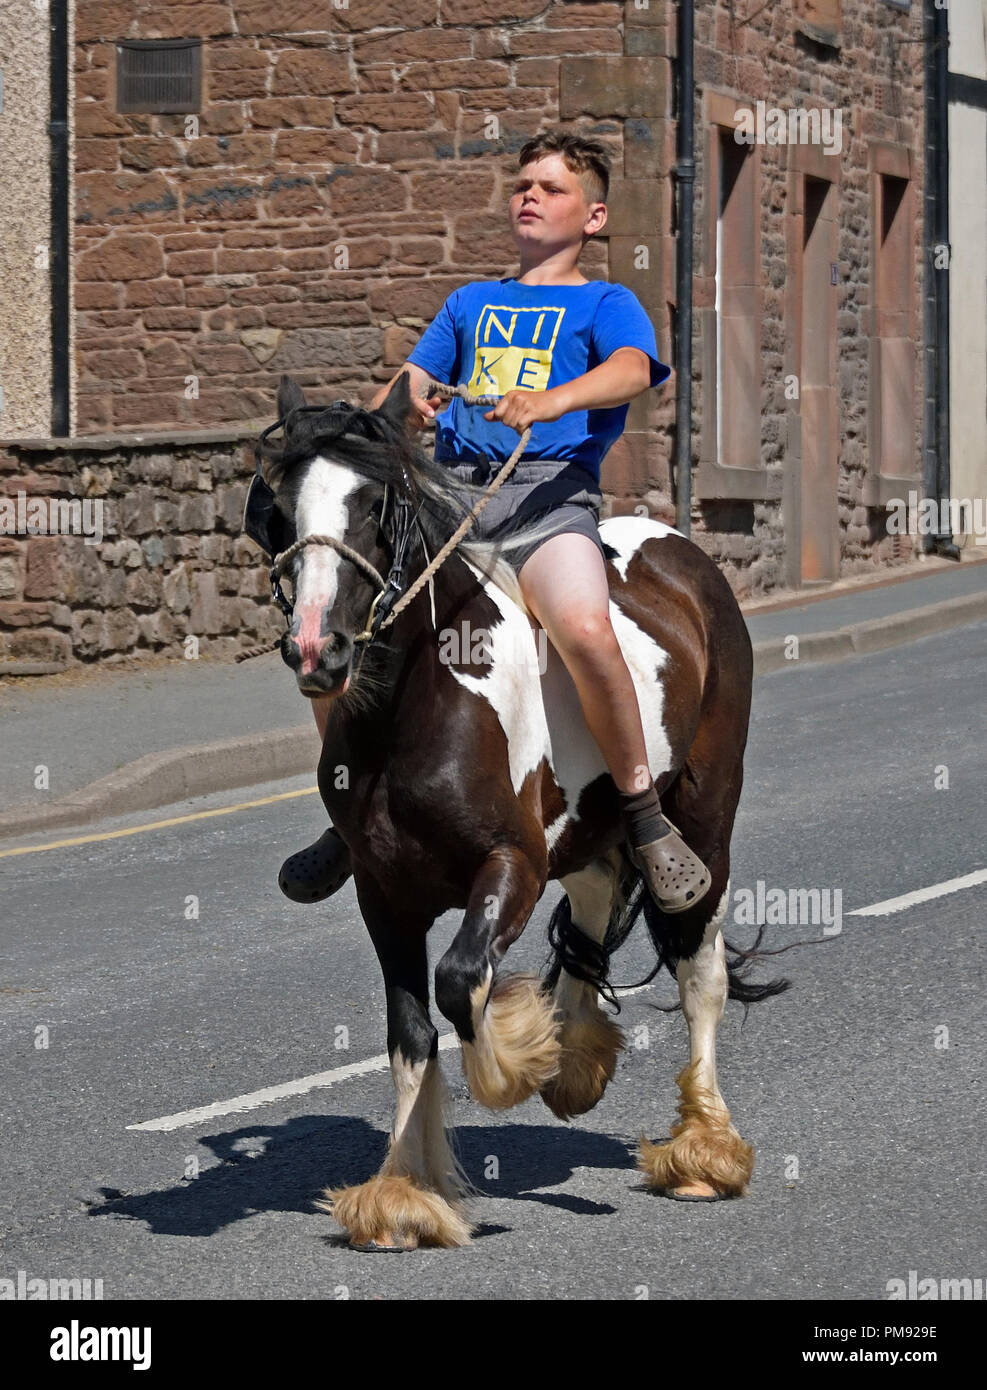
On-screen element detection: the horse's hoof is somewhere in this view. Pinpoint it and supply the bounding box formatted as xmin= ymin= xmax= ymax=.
xmin=279 ymin=827 xmax=352 ymax=903
xmin=661 ymin=1181 xmax=729 ymax=1203
xmin=319 ymin=1175 xmax=473 ymax=1249
xmin=350 ymin=1235 xmax=419 ymax=1253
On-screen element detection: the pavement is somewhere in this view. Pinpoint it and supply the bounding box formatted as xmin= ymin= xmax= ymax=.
xmin=1 ymin=619 xmax=984 ymax=1300
xmin=0 ymin=551 xmax=984 ymax=839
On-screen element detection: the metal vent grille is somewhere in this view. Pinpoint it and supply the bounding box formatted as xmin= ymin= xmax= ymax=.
xmin=117 ymin=39 xmax=202 ymax=114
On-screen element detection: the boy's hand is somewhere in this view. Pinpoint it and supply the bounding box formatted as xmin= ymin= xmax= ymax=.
xmin=408 ymin=392 xmax=443 ymax=432
xmin=482 ymin=387 xmax=569 ymax=434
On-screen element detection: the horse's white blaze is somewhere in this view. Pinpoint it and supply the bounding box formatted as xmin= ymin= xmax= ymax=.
xmin=292 ymin=455 xmax=362 ymax=618
xmin=454 ymin=520 xmax=675 ymax=839
xmin=600 ymin=514 xmax=683 ymax=580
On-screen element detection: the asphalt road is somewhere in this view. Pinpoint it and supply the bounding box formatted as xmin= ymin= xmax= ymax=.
xmin=1 ymin=622 xmax=985 ymax=1300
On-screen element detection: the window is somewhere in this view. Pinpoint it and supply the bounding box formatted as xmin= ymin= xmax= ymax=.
xmin=715 ymin=129 xmax=759 ymax=474
xmin=116 ymin=40 xmax=202 ymax=115
xmin=697 ymin=92 xmax=773 ymax=501
xmin=871 ymin=169 xmax=916 ymax=482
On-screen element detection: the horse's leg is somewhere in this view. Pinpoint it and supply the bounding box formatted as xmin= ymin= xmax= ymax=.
xmin=637 ymin=880 xmax=754 ymax=1199
xmin=319 ymin=888 xmax=471 ymax=1249
xmin=540 ymin=853 xmax=626 ymax=1120
xmin=435 ymin=847 xmax=561 ymax=1110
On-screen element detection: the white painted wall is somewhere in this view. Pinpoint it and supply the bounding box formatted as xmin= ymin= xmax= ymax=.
xmin=948 ymin=0 xmax=987 ymax=535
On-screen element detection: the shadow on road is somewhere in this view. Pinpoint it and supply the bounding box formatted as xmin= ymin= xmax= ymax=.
xmin=87 ymin=1115 xmax=635 ymax=1237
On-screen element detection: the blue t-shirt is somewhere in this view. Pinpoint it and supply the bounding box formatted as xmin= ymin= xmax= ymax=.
xmin=406 ymin=277 xmax=670 ymax=483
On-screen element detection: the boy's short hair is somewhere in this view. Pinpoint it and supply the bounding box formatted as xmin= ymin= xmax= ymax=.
xmin=517 ymin=130 xmax=610 ymax=206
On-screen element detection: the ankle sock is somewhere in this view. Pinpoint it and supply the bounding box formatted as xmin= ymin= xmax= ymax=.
xmin=617 ymin=783 xmax=667 ymax=847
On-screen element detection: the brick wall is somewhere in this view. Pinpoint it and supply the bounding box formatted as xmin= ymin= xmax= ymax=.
xmin=74 ymin=1 xmax=642 ymax=436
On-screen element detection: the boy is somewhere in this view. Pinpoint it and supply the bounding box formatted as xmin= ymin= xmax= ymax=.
xmin=281 ymin=130 xmax=711 ymax=915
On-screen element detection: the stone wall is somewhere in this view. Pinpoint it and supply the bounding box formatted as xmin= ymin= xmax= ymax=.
xmin=0 ymin=430 xmax=281 ymax=669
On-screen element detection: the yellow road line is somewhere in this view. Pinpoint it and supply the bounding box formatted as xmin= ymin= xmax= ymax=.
xmin=0 ymin=786 xmax=320 ymax=859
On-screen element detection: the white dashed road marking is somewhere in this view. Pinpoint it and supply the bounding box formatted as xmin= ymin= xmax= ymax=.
xmin=847 ymin=868 xmax=987 ymax=918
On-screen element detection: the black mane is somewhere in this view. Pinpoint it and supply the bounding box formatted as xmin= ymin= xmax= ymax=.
xmin=257 ymin=398 xmax=490 ymax=560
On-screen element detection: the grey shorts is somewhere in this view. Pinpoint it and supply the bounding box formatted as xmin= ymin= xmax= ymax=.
xmin=441 ymin=455 xmax=606 ymax=578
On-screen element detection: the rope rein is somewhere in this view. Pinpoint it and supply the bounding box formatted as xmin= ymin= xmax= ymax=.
xmin=371 ymin=383 xmax=530 ymax=631
xmin=236 ymin=383 xmax=530 ymax=662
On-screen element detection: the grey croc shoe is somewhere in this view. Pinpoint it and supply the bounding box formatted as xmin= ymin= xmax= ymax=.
xmin=628 ymin=818 xmax=712 ymax=915
xmin=279 ymin=827 xmax=353 ymax=903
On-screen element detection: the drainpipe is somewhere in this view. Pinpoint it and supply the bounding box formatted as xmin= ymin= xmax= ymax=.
xmin=673 ymin=0 xmax=695 ymax=537
xmin=923 ymin=0 xmax=959 ymax=558
xmin=49 ymin=0 xmax=70 ymax=437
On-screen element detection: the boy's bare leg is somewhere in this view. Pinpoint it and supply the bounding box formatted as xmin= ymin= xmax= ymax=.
xmin=517 ymin=532 xmax=652 ymax=792
xmin=518 ymin=532 xmax=711 ymax=913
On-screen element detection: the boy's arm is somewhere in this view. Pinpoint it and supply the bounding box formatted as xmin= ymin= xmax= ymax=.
xmin=369 ymin=361 xmax=446 ymax=430
xmin=553 ymin=347 xmax=653 ymax=412
xmin=483 ymin=347 xmax=654 ymax=432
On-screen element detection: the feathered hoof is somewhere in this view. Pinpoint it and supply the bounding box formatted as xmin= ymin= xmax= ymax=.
xmin=461 ymin=973 xmax=562 ymax=1110
xmin=540 ymin=1010 xmax=625 ymax=1121
xmin=637 ymin=1121 xmax=753 ymax=1199
xmin=636 ymin=1059 xmax=753 ymax=1198
xmin=316 ymin=1174 xmax=472 ymax=1250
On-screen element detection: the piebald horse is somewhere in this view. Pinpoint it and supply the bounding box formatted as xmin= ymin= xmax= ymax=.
xmin=245 ymin=372 xmax=784 ymax=1250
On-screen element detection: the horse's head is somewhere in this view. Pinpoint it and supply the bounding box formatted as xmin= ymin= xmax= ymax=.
xmin=245 ymin=372 xmax=420 ymax=700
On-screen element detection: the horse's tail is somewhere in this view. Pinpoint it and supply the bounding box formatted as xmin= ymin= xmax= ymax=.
xmin=544 ymin=850 xmax=790 ymax=1012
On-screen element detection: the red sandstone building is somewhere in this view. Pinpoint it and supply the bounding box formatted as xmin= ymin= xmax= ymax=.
xmin=0 ymin=2 xmax=984 ymax=666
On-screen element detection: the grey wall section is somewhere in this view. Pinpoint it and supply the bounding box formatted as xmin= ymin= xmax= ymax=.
xmin=0 ymin=428 xmax=282 ymax=668
xmin=0 ymin=4 xmax=54 ymax=437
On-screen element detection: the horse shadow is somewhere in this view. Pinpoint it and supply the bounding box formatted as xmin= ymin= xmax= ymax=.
xmin=88 ymin=1114 xmax=635 ymax=1239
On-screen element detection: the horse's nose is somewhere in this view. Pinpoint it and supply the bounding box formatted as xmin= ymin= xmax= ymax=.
xmin=281 ymin=629 xmax=303 ymax=672
xmin=290 ymin=603 xmax=333 ymax=675
xmin=282 ymin=626 xmax=354 ymax=693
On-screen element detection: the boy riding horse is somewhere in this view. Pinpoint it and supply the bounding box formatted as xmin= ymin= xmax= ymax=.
xmin=281 ymin=129 xmax=712 ymax=917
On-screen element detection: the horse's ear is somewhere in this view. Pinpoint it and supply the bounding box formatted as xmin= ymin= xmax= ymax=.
xmin=277 ymin=374 xmax=306 ymax=419
xmin=375 ymin=369 xmax=412 ymax=430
